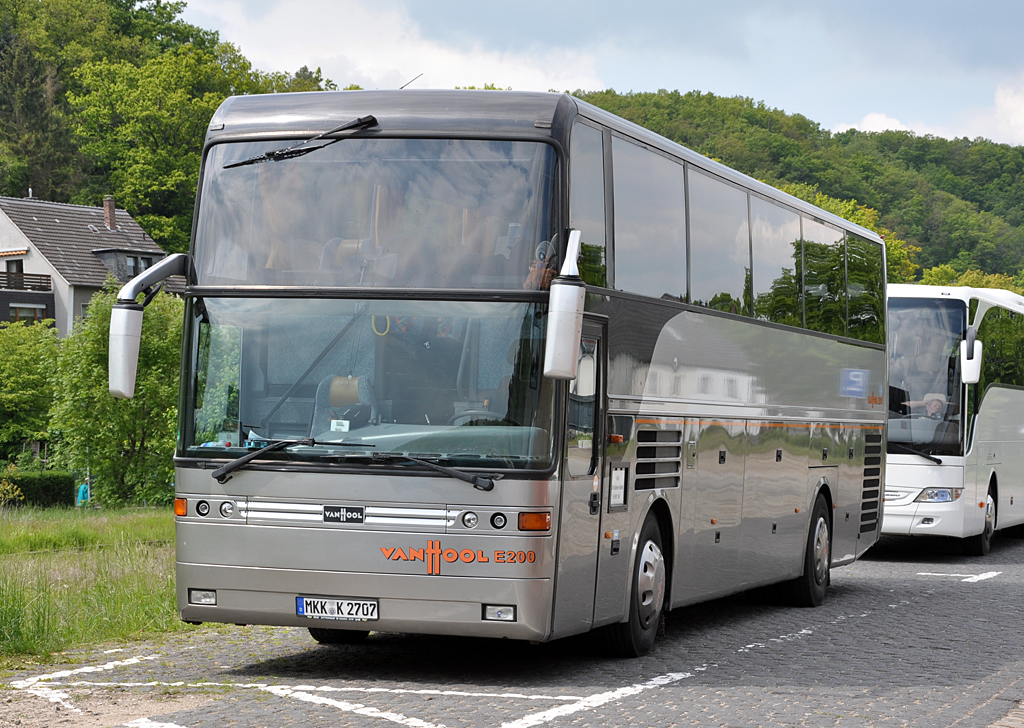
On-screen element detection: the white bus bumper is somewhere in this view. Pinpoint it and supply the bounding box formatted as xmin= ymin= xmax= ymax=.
xmin=882 ymin=459 xmax=968 ymax=538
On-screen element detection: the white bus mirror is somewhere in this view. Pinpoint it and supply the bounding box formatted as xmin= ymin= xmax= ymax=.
xmin=109 ymin=304 xmax=144 ymax=398
xmin=960 ymin=338 xmax=983 ymax=385
xmin=108 ymin=253 xmax=188 ymax=399
xmin=543 ymin=230 xmax=585 ymax=380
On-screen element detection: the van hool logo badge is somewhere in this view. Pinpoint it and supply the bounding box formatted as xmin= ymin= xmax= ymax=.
xmin=323 ymin=505 xmax=364 ymax=523
xmin=381 ymin=541 xmax=537 ymax=575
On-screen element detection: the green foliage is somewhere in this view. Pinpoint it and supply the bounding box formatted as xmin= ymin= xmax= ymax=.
xmin=2 ymin=466 xmax=75 ymax=507
xmin=49 ymin=282 xmax=183 ymax=506
xmin=68 ymin=45 xmax=228 ymax=253
xmin=576 ymin=89 xmax=1024 ymax=279
xmin=0 ymin=463 xmax=25 ymax=509
xmin=0 ymin=320 xmax=59 ymax=460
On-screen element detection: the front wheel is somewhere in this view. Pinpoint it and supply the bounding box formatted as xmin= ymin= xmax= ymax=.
xmin=783 ymin=494 xmax=831 ymax=607
xmin=308 ymin=627 xmax=370 ymax=645
xmin=963 ymin=488 xmax=995 ymax=556
xmin=605 ymin=513 xmax=665 ymax=657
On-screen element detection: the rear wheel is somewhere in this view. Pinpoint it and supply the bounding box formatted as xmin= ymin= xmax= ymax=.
xmin=784 ymin=494 xmax=830 ymax=607
xmin=963 ymin=487 xmax=996 ymax=556
xmin=605 ymin=513 xmax=665 ymax=657
xmin=308 ymin=627 xmax=370 ymax=645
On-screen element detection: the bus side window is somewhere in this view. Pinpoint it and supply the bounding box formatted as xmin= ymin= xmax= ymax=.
xmin=750 ymin=195 xmax=802 ymax=327
xmin=802 ymin=217 xmax=847 ymax=337
xmin=846 ymin=232 xmax=884 ymax=344
xmin=611 ymin=136 xmax=686 ymax=301
xmin=569 ymin=122 xmax=607 ymax=288
xmin=687 ymin=167 xmax=750 ymax=314
xmin=567 ymin=338 xmax=598 ymax=478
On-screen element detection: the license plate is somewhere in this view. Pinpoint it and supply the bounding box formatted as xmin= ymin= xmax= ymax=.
xmin=296 ymin=596 xmax=379 ymax=621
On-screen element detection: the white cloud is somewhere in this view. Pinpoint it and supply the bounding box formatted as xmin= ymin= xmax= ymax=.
xmin=832 ymin=112 xmax=911 ymax=135
xmin=957 ymin=74 xmax=1024 ymax=144
xmin=187 ymin=0 xmax=604 ymax=92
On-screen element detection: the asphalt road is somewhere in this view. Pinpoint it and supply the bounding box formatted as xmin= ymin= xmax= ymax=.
xmin=5 ymin=533 xmax=1024 ymax=728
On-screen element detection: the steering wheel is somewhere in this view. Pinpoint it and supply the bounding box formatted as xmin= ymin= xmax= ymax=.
xmin=448 ymin=410 xmax=503 ymax=425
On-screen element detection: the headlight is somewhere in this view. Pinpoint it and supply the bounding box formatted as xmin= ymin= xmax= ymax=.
xmin=915 ymin=488 xmax=963 ymax=503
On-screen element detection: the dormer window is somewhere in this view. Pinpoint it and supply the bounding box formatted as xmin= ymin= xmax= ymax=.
xmin=126 ymin=256 xmax=152 ymax=278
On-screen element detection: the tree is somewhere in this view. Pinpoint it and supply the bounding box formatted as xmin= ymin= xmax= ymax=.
xmin=0 ymin=22 xmax=82 ymax=199
xmin=49 ymin=283 xmax=182 ymax=504
xmin=69 ymin=45 xmax=227 ymax=253
xmin=0 ymin=319 xmax=59 ymax=461
xmin=778 ymin=182 xmax=921 ymax=283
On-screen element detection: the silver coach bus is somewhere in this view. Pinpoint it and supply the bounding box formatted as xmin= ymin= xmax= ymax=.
xmin=109 ymin=91 xmax=887 ymax=656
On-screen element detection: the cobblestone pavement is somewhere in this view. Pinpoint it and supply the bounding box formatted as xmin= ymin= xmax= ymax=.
xmin=4 ymin=533 xmax=1024 ymax=727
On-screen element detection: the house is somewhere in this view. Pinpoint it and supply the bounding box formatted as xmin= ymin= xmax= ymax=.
xmin=0 ymin=194 xmax=180 ymax=337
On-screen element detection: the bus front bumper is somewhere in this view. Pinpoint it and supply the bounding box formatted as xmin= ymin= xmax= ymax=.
xmin=881 ymin=488 xmax=968 ymax=538
xmin=177 ymin=562 xmax=552 ymax=641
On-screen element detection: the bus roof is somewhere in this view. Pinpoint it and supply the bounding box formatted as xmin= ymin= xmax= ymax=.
xmin=204 ymin=89 xmax=884 ymax=247
xmin=888 ymin=283 xmax=1024 ymax=324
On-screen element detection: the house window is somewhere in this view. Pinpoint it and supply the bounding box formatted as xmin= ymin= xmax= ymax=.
xmin=140 ymin=257 xmax=152 ymax=271
xmin=6 ymin=259 xmax=24 ymax=273
xmin=126 ymin=256 xmax=138 ymax=277
xmin=10 ymin=304 xmax=45 ymax=322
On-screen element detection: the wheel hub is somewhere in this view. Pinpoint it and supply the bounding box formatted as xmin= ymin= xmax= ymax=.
xmin=813 ymin=517 xmax=830 ymax=584
xmin=637 ymin=540 xmax=665 ymax=627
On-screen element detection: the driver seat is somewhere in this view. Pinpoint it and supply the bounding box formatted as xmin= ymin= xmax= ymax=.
xmin=310 ymin=375 xmax=378 ymax=436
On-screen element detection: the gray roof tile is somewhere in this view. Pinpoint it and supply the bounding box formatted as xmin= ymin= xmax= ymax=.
xmin=0 ymin=196 xmax=169 ymax=286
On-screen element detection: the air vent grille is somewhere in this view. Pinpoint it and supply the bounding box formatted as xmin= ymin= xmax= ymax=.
xmin=635 ymin=429 xmax=681 ymax=490
xmin=860 ymin=432 xmax=883 ymax=533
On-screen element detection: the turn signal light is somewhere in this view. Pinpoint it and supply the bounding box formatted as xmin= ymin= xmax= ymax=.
xmin=607 ymin=434 xmax=624 ymax=444
xmin=174 ymin=498 xmax=187 ymax=516
xmin=518 ymin=512 xmax=551 ymax=531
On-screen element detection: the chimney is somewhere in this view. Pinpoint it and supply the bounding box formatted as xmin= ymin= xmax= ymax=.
xmin=103 ymin=195 xmax=115 ymax=230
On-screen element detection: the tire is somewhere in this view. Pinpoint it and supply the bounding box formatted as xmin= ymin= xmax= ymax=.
xmin=963 ymin=487 xmax=996 ymax=556
xmin=784 ymin=494 xmax=831 ymax=608
xmin=308 ymin=627 xmax=370 ymax=645
xmin=605 ymin=513 xmax=666 ymax=658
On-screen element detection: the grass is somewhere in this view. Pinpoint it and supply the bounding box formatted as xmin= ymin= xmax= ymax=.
xmin=0 ymin=506 xmax=186 ymax=660
xmin=0 ymin=506 xmax=172 ymax=554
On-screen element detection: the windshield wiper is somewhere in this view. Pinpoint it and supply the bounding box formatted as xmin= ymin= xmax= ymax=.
xmin=210 ymin=438 xmax=315 ymax=483
xmin=224 ymin=115 xmax=378 ymax=169
xmin=888 ymin=441 xmax=943 ymax=464
xmin=369 ymin=452 xmax=502 ymax=491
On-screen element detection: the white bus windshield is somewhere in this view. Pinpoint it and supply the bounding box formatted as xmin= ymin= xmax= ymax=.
xmin=194 ymin=139 xmax=557 ymax=289
xmin=887 ymin=297 xmax=966 ymax=456
xmin=184 ymin=298 xmax=556 ymax=470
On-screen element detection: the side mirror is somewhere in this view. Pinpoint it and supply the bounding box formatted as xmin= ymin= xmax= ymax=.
xmin=108 ymin=253 xmax=188 ymax=398
xmin=960 ymin=330 xmax=983 ymax=385
xmin=543 ymin=230 xmax=585 ymax=380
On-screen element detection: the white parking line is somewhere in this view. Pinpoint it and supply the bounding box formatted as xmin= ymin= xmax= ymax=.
xmin=499 ymin=672 xmax=692 ymax=728
xmin=7 ymin=605 xmax=894 ymax=728
xmin=259 ymin=685 xmax=444 ymax=728
xmin=124 ymin=719 xmax=191 ymax=728
xmin=917 ymin=571 xmax=1002 ymax=582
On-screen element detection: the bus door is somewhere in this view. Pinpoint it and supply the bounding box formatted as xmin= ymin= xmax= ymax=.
xmin=551 ymin=320 xmax=606 ymax=638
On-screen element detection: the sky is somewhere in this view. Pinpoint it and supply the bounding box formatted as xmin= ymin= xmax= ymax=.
xmin=182 ymin=0 xmax=1024 ymax=146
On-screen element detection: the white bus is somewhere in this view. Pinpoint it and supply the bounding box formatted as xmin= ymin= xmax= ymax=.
xmin=110 ymin=90 xmax=887 ymax=656
xmin=884 ymin=284 xmax=1024 ymax=554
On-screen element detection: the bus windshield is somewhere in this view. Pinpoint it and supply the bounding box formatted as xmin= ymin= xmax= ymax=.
xmin=887 ymin=297 xmax=967 ymax=456
xmin=183 ymin=297 xmax=556 ymax=470
xmin=193 ymin=139 xmax=557 ymax=289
